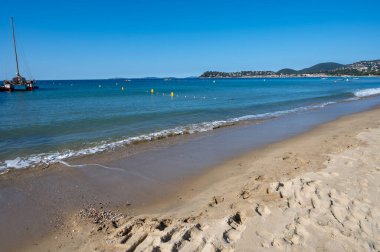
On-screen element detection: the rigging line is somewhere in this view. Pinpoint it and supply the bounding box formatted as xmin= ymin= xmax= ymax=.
xmin=19 ymin=41 xmax=33 ymax=79
xmin=11 ymin=17 xmax=20 ymax=77
xmin=9 ymin=17 xmax=34 ymax=80
xmin=13 ymin=22 xmax=33 ymax=79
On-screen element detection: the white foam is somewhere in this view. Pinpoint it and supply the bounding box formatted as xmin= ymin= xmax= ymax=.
xmin=0 ymin=101 xmax=337 ymax=172
xmin=354 ymin=88 xmax=380 ymax=98
xmin=58 ymin=161 xmax=126 ymax=172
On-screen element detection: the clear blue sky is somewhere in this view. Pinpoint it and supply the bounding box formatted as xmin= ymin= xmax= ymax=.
xmin=1 ymin=0 xmax=379 ymax=79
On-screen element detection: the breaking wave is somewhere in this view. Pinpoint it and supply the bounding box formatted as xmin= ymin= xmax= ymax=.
xmin=0 ymin=100 xmax=349 ymax=172
xmin=354 ymin=88 xmax=380 ymax=98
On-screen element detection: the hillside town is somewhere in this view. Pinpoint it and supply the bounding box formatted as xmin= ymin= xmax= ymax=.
xmin=200 ymin=60 xmax=380 ymax=78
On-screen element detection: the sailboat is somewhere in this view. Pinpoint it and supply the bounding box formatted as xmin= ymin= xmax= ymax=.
xmin=1 ymin=17 xmax=38 ymax=92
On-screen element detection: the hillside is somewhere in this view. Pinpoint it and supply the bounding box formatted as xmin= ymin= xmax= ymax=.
xmin=200 ymin=60 xmax=380 ymax=78
xmin=298 ymin=62 xmax=345 ymax=74
xmin=277 ymin=68 xmax=298 ymax=75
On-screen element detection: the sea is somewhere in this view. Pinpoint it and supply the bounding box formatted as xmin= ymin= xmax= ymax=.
xmin=1 ymin=77 xmax=380 ymax=171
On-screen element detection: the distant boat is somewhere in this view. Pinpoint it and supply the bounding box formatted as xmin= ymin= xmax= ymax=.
xmin=1 ymin=17 xmax=38 ymax=92
xmin=124 ymin=79 xmax=131 ymax=82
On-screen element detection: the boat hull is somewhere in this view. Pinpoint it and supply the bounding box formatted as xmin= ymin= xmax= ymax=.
xmin=0 ymin=84 xmax=39 ymax=92
xmin=0 ymin=87 xmax=11 ymax=92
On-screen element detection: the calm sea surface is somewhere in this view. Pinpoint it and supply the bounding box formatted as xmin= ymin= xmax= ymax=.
xmin=1 ymin=77 xmax=380 ymax=170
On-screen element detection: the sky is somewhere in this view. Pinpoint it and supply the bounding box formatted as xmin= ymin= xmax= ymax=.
xmin=0 ymin=0 xmax=379 ymax=80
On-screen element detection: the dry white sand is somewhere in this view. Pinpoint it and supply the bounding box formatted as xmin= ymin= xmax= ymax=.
xmin=27 ymin=108 xmax=380 ymax=252
xmin=236 ymin=127 xmax=380 ymax=251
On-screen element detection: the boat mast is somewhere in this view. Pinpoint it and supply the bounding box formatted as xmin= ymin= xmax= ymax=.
xmin=11 ymin=17 xmax=20 ymax=77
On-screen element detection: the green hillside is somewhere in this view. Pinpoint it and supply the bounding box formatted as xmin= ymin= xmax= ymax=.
xmin=298 ymin=62 xmax=345 ymax=74
xmin=277 ymin=68 xmax=298 ymax=75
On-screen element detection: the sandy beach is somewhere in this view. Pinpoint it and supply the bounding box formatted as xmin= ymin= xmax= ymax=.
xmin=6 ymin=105 xmax=376 ymax=252
xmin=1 ymin=1 xmax=379 ymax=251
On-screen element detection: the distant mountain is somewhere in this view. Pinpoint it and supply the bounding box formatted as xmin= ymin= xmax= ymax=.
xmin=298 ymin=62 xmax=345 ymax=74
xmin=200 ymin=60 xmax=380 ymax=78
xmin=277 ymin=68 xmax=298 ymax=75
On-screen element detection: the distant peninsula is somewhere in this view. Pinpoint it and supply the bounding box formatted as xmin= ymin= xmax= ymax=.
xmin=200 ymin=60 xmax=380 ymax=78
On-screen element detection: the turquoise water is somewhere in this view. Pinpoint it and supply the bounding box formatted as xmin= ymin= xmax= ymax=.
xmin=1 ymin=77 xmax=380 ymax=170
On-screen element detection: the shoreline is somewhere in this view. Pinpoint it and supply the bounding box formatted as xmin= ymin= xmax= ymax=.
xmin=2 ymin=88 xmax=380 ymax=174
xmin=2 ymin=98 xmax=380 ymax=251
xmin=23 ymin=102 xmax=380 ymax=251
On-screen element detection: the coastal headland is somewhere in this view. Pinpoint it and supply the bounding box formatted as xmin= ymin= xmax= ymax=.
xmin=200 ymin=60 xmax=380 ymax=78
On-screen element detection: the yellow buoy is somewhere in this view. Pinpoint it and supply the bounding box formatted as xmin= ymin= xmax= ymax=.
xmin=150 ymin=88 xmax=154 ymax=94
xmin=170 ymin=91 xmax=174 ymax=97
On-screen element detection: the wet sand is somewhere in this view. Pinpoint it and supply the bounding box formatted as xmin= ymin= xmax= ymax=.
xmin=1 ymin=97 xmax=380 ymax=251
